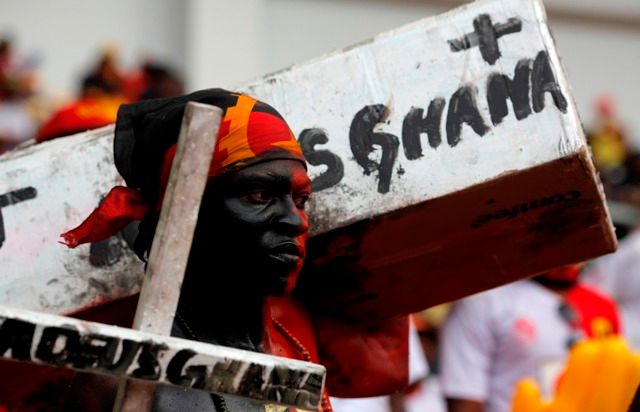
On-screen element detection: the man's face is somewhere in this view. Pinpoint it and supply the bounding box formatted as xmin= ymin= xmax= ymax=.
xmin=207 ymin=159 xmax=311 ymax=295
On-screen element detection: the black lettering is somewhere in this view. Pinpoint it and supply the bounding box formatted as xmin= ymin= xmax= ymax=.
xmin=167 ymin=349 xmax=207 ymax=389
xmin=531 ymin=51 xmax=568 ymax=114
xmin=303 ymin=372 xmax=324 ymax=396
xmin=564 ymin=190 xmax=581 ymax=200
xmin=402 ymin=98 xmax=446 ymax=160
xmin=472 ymin=214 xmax=494 ymax=228
xmin=131 ymin=342 xmax=165 ymax=380
xmin=540 ymin=194 xmax=564 ymax=207
xmin=70 ymin=334 xmax=119 ymax=369
xmin=349 ymin=105 xmax=399 ymax=194
xmin=486 ymin=59 xmax=532 ymax=125
xmin=210 ymin=360 xmax=242 ymax=392
xmin=298 ymin=128 xmax=344 ymax=192
xmin=0 ymin=318 xmax=35 ymax=361
xmin=474 ymin=14 xmax=501 ymax=65
xmin=549 ymin=194 xmax=564 ymax=204
xmin=0 ymin=187 xmax=38 ymax=208
xmin=35 ymin=326 xmax=80 ymax=366
xmin=507 ymin=205 xmax=520 ymax=219
xmin=238 ymin=363 xmax=266 ymax=394
xmin=446 ymin=86 xmax=490 ymax=147
xmin=268 ymin=368 xmax=317 ymax=405
xmin=0 ymin=187 xmax=37 ymax=249
xmin=448 ymin=15 xmax=522 ymax=65
xmin=494 ymin=209 xmax=509 ymax=219
xmin=540 ymin=196 xmax=551 ymax=207
xmin=98 ymin=339 xmax=141 ymax=374
xmin=472 ymin=190 xmax=582 ymax=229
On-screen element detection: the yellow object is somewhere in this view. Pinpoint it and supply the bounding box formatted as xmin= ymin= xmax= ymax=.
xmin=511 ymin=337 xmax=640 ymax=412
xmin=591 ymin=316 xmax=614 ymax=339
xmin=511 ymin=378 xmax=547 ymax=412
xmin=589 ymin=121 xmax=627 ymax=169
xmin=551 ymin=339 xmax=604 ymax=412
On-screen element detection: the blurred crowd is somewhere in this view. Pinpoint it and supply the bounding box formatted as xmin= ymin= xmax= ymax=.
xmin=1 ymin=35 xmax=640 ymax=412
xmin=0 ymin=37 xmax=184 ymax=154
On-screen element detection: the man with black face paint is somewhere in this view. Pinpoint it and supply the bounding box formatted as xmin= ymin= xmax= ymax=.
xmin=63 ymin=89 xmax=414 ymax=411
xmin=177 ymin=159 xmax=311 ymax=351
xmin=61 ymin=89 xmax=327 ymax=411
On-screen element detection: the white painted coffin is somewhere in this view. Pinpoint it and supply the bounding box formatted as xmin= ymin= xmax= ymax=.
xmin=0 ymin=0 xmax=615 ymax=319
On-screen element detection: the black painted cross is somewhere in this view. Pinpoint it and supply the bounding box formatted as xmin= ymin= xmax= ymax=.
xmin=448 ymin=14 xmax=522 ymax=65
xmin=0 ymin=187 xmax=37 ymax=248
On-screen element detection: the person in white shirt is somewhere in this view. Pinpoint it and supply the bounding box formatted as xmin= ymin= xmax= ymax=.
xmin=439 ymin=266 xmax=621 ymax=412
xmin=582 ymin=228 xmax=640 ymax=350
xmin=440 ymin=280 xmax=571 ymax=412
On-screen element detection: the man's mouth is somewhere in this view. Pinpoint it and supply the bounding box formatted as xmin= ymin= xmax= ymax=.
xmin=268 ymin=242 xmax=303 ymax=265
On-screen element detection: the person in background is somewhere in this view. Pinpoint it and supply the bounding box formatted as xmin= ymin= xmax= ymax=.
xmin=0 ymin=37 xmax=39 ymax=153
xmin=587 ymin=95 xmax=629 ymax=179
xmin=36 ymin=74 xmax=126 ymax=142
xmin=586 ymin=94 xmax=640 ymax=205
xmin=400 ymin=311 xmax=447 ymax=412
xmin=122 ymin=60 xmax=184 ymax=101
xmin=90 ymin=46 xmax=125 ymax=96
xmin=36 ymin=50 xmax=185 ymax=143
xmin=582 ymin=225 xmax=640 ymax=351
xmin=439 ymin=265 xmax=620 ymax=412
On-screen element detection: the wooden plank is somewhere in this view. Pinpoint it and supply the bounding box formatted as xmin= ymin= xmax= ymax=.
xmin=132 ymin=102 xmax=222 ymax=335
xmin=0 ymin=305 xmax=325 ymax=410
xmin=113 ymin=102 xmax=223 ymax=411
xmin=0 ymin=0 xmax=616 ymax=319
xmin=0 ymin=126 xmax=145 ymax=315
xmin=238 ymin=0 xmax=590 ymax=235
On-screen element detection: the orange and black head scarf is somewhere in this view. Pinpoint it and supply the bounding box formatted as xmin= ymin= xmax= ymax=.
xmin=61 ymin=88 xmax=306 ymax=249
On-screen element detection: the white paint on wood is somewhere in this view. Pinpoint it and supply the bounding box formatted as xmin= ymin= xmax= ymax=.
xmin=0 ymin=126 xmax=144 ymax=314
xmin=115 ymin=103 xmax=223 ymax=411
xmin=0 ymin=305 xmax=325 ymax=410
xmin=132 ymin=103 xmax=222 ymax=335
xmin=238 ymin=0 xmax=585 ymax=234
xmin=0 ymin=0 xmax=611 ymax=317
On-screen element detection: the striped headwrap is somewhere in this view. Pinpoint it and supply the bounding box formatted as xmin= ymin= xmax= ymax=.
xmin=61 ymin=88 xmax=305 ymax=248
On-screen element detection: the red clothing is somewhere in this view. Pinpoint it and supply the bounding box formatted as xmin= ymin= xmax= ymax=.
xmin=264 ymin=296 xmax=410 ymax=410
xmin=565 ymin=283 xmax=621 ymax=338
xmin=36 ymin=96 xmax=125 ymax=142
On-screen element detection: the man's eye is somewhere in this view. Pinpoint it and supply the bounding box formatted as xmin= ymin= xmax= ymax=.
xmin=294 ymin=194 xmax=311 ymax=209
xmin=246 ymin=191 xmax=272 ymax=204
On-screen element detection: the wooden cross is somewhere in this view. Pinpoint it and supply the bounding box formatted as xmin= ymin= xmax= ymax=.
xmin=0 ymin=0 xmax=618 ymax=407
xmin=0 ymin=103 xmax=325 ymax=411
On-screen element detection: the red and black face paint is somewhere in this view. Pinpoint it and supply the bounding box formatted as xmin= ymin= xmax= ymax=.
xmin=190 ymin=159 xmax=311 ymax=296
xmin=61 ymin=89 xmax=307 ymax=254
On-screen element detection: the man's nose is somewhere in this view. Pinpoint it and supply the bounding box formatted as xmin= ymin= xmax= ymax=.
xmin=274 ymin=196 xmax=308 ymax=235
